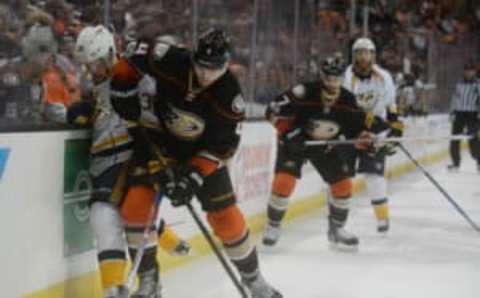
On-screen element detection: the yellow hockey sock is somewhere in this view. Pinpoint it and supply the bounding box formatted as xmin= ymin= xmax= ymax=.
xmin=373 ymin=202 xmax=389 ymax=221
xmin=158 ymin=225 xmax=183 ymax=253
xmin=99 ymin=259 xmax=127 ymax=289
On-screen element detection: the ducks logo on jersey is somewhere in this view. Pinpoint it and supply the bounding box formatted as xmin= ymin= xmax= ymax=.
xmin=163 ymin=104 xmax=206 ymax=140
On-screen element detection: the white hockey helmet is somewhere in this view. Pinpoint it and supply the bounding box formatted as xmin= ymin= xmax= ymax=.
xmin=74 ymin=25 xmax=116 ymax=65
xmin=352 ymin=37 xmax=376 ymax=52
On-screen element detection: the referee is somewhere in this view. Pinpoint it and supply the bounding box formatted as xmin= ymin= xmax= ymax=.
xmin=448 ymin=63 xmax=480 ymax=171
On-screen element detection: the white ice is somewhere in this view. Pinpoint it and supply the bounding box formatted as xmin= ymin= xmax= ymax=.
xmin=162 ymin=156 xmax=480 ymax=298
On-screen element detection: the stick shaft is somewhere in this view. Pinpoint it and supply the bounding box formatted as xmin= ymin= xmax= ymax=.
xmin=306 ymin=135 xmax=472 ymax=146
xmin=398 ymin=144 xmax=480 ymax=233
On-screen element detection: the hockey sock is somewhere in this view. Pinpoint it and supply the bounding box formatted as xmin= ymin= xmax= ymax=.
xmin=157 ymin=220 xmax=184 ymax=253
xmin=128 ymin=246 xmax=159 ymax=274
xmin=98 ymin=250 xmax=127 ymax=289
xmin=329 ymin=198 xmax=350 ymax=228
xmin=267 ymin=194 xmax=289 ymax=227
xmin=372 ymin=197 xmax=389 ymax=221
xmin=221 ymin=227 xmax=258 ymax=281
xmin=207 ymin=205 xmax=259 ymax=282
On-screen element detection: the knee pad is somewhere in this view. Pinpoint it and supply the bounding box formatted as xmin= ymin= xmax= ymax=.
xmin=330 ymin=178 xmax=352 ymax=199
xmin=207 ymin=205 xmax=247 ymax=244
xmin=272 ymin=172 xmax=297 ymax=197
xmin=120 ymin=186 xmax=156 ymax=226
xmin=364 ymin=174 xmax=387 ymax=199
xmin=89 ymin=202 xmax=127 ymax=288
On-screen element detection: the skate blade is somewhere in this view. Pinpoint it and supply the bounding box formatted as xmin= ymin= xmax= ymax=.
xmin=329 ymin=242 xmax=359 ymax=252
xmin=262 ymin=238 xmax=279 ymax=247
xmin=377 ymin=230 xmax=389 ymax=237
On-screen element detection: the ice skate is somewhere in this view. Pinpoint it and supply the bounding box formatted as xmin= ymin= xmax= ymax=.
xmin=377 ymin=219 xmax=389 ymax=234
xmin=131 ymin=268 xmax=162 ymax=298
xmin=262 ymin=223 xmax=281 ymax=247
xmin=243 ymin=274 xmax=283 ymax=298
xmin=104 ymin=286 xmax=129 ymax=298
xmin=328 ymin=224 xmax=359 ymax=251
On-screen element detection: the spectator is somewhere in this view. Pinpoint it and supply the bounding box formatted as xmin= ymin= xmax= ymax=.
xmin=21 ymin=24 xmax=81 ymax=123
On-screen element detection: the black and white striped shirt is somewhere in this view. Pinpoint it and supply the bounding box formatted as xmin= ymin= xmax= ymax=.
xmin=450 ymin=79 xmax=480 ymax=112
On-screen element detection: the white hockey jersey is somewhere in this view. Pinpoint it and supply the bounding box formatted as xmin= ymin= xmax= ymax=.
xmin=343 ymin=64 xmax=396 ymax=119
xmin=89 ymin=75 xmax=159 ymax=177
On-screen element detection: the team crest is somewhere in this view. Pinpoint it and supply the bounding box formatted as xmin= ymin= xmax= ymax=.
xmin=357 ymin=91 xmax=379 ymax=111
xmin=163 ymin=104 xmax=205 ymax=140
xmin=307 ymin=119 xmax=340 ymax=140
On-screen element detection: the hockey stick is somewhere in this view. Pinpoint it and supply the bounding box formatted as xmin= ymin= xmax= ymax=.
xmin=125 ymin=190 xmax=164 ymax=291
xmin=398 ymin=143 xmax=480 ymax=233
xmin=186 ymin=202 xmax=249 ymax=298
xmin=306 ymin=135 xmax=472 ymax=146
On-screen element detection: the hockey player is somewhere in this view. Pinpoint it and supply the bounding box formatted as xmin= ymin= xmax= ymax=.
xmin=262 ymin=57 xmax=396 ymax=249
xmin=342 ymin=37 xmax=404 ymax=233
xmin=109 ymin=28 xmax=282 ymax=298
xmin=69 ymin=25 xmax=188 ymax=298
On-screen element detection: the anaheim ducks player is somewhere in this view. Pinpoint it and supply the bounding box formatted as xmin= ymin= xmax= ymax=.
xmin=262 ymin=57 xmax=397 ymax=250
xmin=109 ymin=28 xmax=282 ymax=298
xmin=343 ymin=37 xmax=404 ymax=234
xmin=69 ymin=25 xmax=189 ymax=298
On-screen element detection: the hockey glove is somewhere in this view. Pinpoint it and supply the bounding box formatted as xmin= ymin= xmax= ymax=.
xmin=67 ymin=100 xmax=96 ymax=126
xmin=377 ymin=120 xmax=405 ymax=156
xmin=281 ymin=128 xmax=307 ymax=156
xmin=355 ymin=131 xmax=376 ymax=154
xmin=166 ymin=165 xmax=204 ymax=207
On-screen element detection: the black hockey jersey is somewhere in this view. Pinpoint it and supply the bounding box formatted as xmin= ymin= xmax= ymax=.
xmin=110 ymin=41 xmax=245 ymax=173
xmin=266 ymin=82 xmax=388 ymax=140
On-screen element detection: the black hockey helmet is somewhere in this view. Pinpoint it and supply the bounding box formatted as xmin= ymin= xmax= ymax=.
xmin=321 ymin=56 xmax=346 ymax=77
xmin=193 ymin=28 xmax=231 ymax=69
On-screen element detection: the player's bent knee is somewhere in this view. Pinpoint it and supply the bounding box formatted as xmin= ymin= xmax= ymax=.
xmin=330 ymin=178 xmax=352 ymax=198
xmin=364 ymin=174 xmax=387 ymax=199
xmin=120 ymin=186 xmax=156 ymax=225
xmin=207 ymin=205 xmax=247 ymax=243
xmin=90 ymin=202 xmax=126 ymax=251
xmin=272 ymin=172 xmax=297 ymax=197
xmin=89 ymin=202 xmax=128 ymax=288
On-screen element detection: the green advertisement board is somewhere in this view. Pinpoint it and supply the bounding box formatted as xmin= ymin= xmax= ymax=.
xmin=63 ymin=139 xmax=94 ymax=257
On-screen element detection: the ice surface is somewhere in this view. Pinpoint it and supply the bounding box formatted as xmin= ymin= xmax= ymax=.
xmin=162 ymin=156 xmax=480 ymax=298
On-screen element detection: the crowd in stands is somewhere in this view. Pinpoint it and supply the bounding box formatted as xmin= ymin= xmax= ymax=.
xmin=0 ymin=0 xmax=479 ymax=126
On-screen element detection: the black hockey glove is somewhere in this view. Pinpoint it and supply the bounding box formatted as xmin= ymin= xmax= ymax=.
xmin=166 ymin=165 xmax=204 ymax=207
xmin=377 ymin=120 xmax=405 ymax=157
xmin=67 ymin=100 xmax=96 ymax=126
xmin=281 ymin=128 xmax=307 ymax=156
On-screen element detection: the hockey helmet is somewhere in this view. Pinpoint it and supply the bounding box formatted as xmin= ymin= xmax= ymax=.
xmin=352 ymin=37 xmax=376 ymax=52
xmin=321 ymin=56 xmax=346 ymax=77
xmin=193 ymin=28 xmax=231 ymax=69
xmin=74 ymin=25 xmax=116 ymax=65
xmin=352 ymin=37 xmax=375 ymax=76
